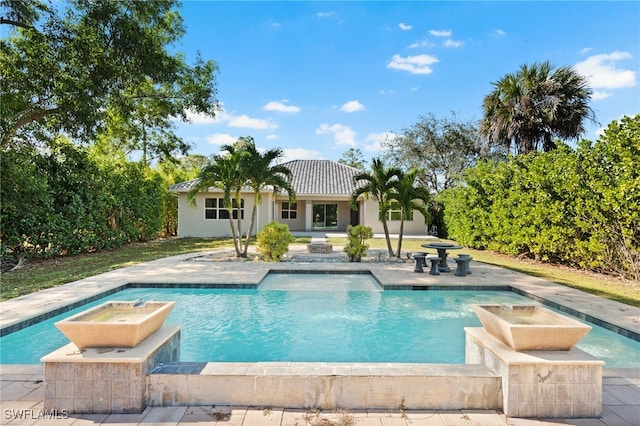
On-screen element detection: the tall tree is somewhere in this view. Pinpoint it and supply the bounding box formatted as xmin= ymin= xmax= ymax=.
xmin=338 ymin=148 xmax=367 ymax=170
xmin=350 ymin=158 xmax=402 ymax=256
xmin=480 ymin=61 xmax=595 ymax=154
xmin=237 ymin=137 xmax=295 ymax=257
xmin=382 ymin=113 xmax=485 ymax=194
xmin=388 ymin=168 xmax=431 ymax=257
xmin=1 ymin=0 xmax=218 ymax=149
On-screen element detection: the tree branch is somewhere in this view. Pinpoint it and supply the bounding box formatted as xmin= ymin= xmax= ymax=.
xmin=0 ymin=17 xmax=34 ymax=29
xmin=2 ymin=106 xmax=60 ymax=146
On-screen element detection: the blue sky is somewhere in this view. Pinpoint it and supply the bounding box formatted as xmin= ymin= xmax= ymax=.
xmin=174 ymin=1 xmax=639 ymax=163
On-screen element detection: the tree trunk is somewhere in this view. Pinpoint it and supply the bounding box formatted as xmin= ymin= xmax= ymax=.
xmin=227 ymin=215 xmax=241 ymax=256
xmin=395 ymin=218 xmax=405 ymax=258
xmin=382 ymin=219 xmax=394 ymax=256
xmin=235 ymin=200 xmax=244 ymax=257
xmin=243 ymin=203 xmax=258 ymax=257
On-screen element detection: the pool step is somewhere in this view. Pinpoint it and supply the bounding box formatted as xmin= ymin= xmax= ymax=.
xmin=148 ymin=362 xmax=502 ymax=410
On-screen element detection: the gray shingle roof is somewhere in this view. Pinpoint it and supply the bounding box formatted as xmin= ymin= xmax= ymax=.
xmin=169 ymin=160 xmax=363 ymax=196
xmin=168 ymin=178 xmax=201 ymax=192
xmin=281 ymin=160 xmax=362 ymax=195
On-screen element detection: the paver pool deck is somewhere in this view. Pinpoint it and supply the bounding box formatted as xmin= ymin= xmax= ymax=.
xmin=1 ymin=242 xmax=639 ymax=425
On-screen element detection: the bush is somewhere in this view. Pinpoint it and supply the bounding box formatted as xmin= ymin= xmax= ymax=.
xmin=344 ymin=225 xmax=373 ymax=262
xmin=256 ymin=222 xmax=293 ymax=261
xmin=440 ymin=114 xmax=640 ymax=280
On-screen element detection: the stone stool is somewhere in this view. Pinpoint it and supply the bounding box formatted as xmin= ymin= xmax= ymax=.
xmin=454 ymin=258 xmax=468 ymax=276
xmin=413 ymin=254 xmax=426 ymax=273
xmin=457 ymin=254 xmax=473 ymax=274
xmin=428 ymin=257 xmax=441 ymax=275
xmin=415 ymin=251 xmax=428 ymax=266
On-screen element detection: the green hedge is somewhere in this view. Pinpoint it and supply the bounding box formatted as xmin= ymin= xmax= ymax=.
xmin=440 ymin=115 xmax=639 ymax=280
xmin=1 ymin=139 xmax=164 ymax=258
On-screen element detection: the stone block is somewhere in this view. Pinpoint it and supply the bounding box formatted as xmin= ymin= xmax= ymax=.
xmin=465 ymin=327 xmax=604 ymax=419
xmin=43 ymin=325 xmax=180 ymax=414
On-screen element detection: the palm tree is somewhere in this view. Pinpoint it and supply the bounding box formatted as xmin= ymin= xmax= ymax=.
xmin=480 ymin=61 xmax=596 ymax=154
xmin=350 ymin=158 xmax=401 ymax=256
xmin=240 ymin=138 xmax=295 ymax=257
xmin=388 ymin=168 xmax=431 ymax=258
xmin=187 ymin=144 xmax=246 ymax=256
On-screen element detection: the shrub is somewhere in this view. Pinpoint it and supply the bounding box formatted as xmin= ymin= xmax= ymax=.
xmin=344 ymin=225 xmax=373 ymax=262
xmin=256 ymin=222 xmax=293 ymax=261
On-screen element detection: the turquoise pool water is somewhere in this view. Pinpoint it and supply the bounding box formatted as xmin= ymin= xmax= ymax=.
xmin=1 ymin=275 xmax=639 ymax=366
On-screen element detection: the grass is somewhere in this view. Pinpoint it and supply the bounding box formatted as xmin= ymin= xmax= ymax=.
xmin=2 ymin=236 xmax=638 ymax=308
xmin=0 ymin=236 xmax=311 ymax=300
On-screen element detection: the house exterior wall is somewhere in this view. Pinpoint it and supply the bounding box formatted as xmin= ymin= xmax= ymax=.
xmin=176 ymin=192 xmax=272 ymax=238
xmin=360 ymin=199 xmax=428 ymax=235
xmin=274 ymin=200 xmax=306 ymax=232
xmin=176 ymin=192 xmax=428 ymax=238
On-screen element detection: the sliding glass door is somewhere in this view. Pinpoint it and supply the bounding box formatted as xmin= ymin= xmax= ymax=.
xmin=312 ymin=204 xmax=338 ymax=229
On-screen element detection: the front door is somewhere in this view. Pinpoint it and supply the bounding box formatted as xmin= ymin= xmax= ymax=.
xmin=312 ymin=204 xmax=338 ymax=229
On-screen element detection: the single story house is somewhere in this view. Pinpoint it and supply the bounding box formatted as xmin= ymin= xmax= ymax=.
xmin=169 ymin=159 xmax=429 ymax=238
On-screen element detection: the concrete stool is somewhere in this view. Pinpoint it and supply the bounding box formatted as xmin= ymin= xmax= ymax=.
xmin=428 ymin=257 xmax=441 ymax=275
xmin=415 ymin=251 xmax=428 ymax=266
xmin=457 ymin=254 xmax=473 ymax=274
xmin=454 ymin=257 xmax=470 ymax=277
xmin=413 ymin=254 xmax=426 ymax=273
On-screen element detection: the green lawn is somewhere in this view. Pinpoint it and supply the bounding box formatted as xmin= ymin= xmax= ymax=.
xmin=2 ymin=236 xmax=638 ymax=308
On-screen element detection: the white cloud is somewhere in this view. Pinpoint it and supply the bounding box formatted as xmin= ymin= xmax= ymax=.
xmin=379 ymin=89 xmax=396 ymax=95
xmin=591 ymin=91 xmax=612 ymax=101
xmin=409 ymin=39 xmax=435 ymax=49
xmin=340 ymin=100 xmax=365 ymax=113
xmin=316 ymin=123 xmax=356 ymax=146
xmin=317 ymin=11 xmax=336 ymax=18
xmin=444 ymin=39 xmax=463 ymax=48
xmin=574 ymin=51 xmax=637 ymax=89
xmin=281 ymin=148 xmax=324 ymax=162
xmin=266 ymin=134 xmax=279 ymax=140
xmin=411 ymin=86 xmax=421 ymax=92
xmin=182 ymin=103 xmax=234 ymax=124
xmin=263 ymin=101 xmax=301 ymax=113
xmin=387 ymin=54 xmax=439 ymax=74
xmin=184 ymin=109 xmax=217 ymax=124
xmin=206 ymin=133 xmax=237 ymax=146
xmin=494 ymin=29 xmax=506 ymax=37
xmin=429 ymin=29 xmax=451 ymax=37
xmin=364 ymin=132 xmax=397 ymax=153
xmin=580 ymin=47 xmax=592 ymax=55
xmin=228 ymin=114 xmax=277 ymax=130
xmin=399 ymin=22 xmax=412 ymax=31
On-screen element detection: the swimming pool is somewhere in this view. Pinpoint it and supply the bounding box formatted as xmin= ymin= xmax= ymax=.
xmin=1 ymin=274 xmax=638 ymax=366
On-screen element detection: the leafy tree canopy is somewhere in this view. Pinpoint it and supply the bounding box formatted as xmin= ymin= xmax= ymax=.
xmin=382 ymin=112 xmax=487 ymax=194
xmin=0 ymin=0 xmax=219 ymax=158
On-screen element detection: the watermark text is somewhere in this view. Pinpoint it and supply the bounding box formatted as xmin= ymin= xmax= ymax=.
xmin=4 ymin=409 xmax=69 ymax=420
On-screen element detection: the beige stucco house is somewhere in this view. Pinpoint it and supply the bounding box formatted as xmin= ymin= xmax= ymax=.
xmin=169 ymin=159 xmax=429 ymax=238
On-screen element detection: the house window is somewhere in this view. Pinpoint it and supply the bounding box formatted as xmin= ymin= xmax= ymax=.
xmin=205 ymin=198 xmax=244 ymax=220
xmin=385 ymin=203 xmax=413 ymax=221
xmin=281 ymin=202 xmax=297 ymax=220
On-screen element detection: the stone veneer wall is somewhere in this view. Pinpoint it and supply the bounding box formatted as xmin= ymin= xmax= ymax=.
xmin=43 ymin=326 xmax=180 ymax=414
xmin=466 ymin=327 xmax=603 ymax=418
xmin=307 ymin=243 xmax=333 ymax=253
